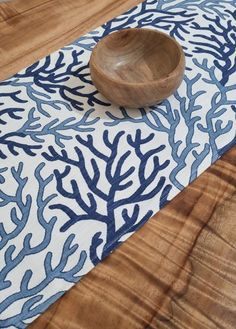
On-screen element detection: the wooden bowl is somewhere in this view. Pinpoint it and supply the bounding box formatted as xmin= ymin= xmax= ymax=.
xmin=89 ymin=28 xmax=185 ymax=108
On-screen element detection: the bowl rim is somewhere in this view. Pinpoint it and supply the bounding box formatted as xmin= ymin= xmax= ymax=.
xmin=90 ymin=27 xmax=185 ymax=87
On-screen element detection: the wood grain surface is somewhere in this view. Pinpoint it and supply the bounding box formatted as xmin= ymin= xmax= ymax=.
xmin=0 ymin=0 xmax=141 ymax=80
xmin=0 ymin=1 xmax=235 ymax=328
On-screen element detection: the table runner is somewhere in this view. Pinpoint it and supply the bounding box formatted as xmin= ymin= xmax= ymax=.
xmin=0 ymin=0 xmax=235 ymax=327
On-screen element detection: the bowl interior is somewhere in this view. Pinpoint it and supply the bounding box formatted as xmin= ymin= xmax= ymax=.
xmin=93 ymin=29 xmax=181 ymax=84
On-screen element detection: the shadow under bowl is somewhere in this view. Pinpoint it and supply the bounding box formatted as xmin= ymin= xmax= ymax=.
xmin=89 ymin=28 xmax=185 ymax=108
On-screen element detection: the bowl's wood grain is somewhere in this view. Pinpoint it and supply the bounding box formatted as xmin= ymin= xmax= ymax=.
xmin=1 ymin=1 xmax=235 ymax=329
xmin=90 ymin=28 xmax=185 ymax=107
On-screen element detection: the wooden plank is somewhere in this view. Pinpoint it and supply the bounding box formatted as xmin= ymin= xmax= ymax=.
xmin=8 ymin=0 xmax=52 ymax=13
xmin=0 ymin=2 xmax=18 ymax=22
xmin=0 ymin=0 xmax=141 ymax=80
xmin=30 ymin=147 xmax=236 ymax=329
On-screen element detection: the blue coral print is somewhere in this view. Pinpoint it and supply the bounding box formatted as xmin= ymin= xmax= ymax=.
xmin=0 ymin=0 xmax=235 ymax=327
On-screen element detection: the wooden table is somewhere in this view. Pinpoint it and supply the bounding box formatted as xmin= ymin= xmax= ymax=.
xmin=1 ymin=1 xmax=236 ymax=328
